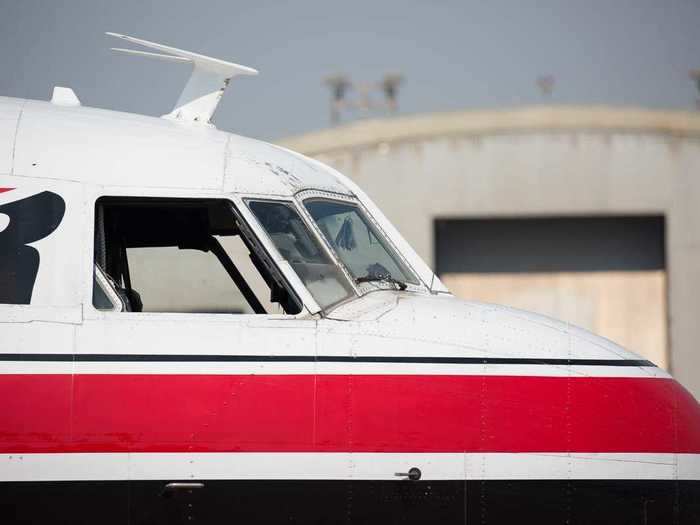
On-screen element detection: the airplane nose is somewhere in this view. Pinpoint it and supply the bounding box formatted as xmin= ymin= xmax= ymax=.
xmin=672 ymin=380 xmax=700 ymax=453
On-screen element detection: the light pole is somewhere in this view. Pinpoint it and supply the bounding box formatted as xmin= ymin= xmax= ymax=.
xmin=381 ymin=73 xmax=403 ymax=113
xmin=324 ymin=74 xmax=351 ymax=124
xmin=536 ymin=75 xmax=556 ymax=99
xmin=323 ymin=73 xmax=404 ymax=124
xmin=690 ymin=70 xmax=700 ymax=110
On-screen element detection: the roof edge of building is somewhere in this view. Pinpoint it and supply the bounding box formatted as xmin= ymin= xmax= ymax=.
xmin=278 ymin=105 xmax=700 ymax=156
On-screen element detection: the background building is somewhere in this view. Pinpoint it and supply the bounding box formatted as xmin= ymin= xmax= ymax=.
xmin=280 ymin=105 xmax=700 ymax=397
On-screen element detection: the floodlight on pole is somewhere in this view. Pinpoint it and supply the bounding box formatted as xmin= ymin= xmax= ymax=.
xmin=324 ymin=74 xmax=351 ymax=124
xmin=690 ymin=70 xmax=700 ymax=110
xmin=323 ymin=72 xmax=405 ymax=124
xmin=381 ymin=73 xmax=403 ymax=113
xmin=536 ymin=75 xmax=556 ymax=98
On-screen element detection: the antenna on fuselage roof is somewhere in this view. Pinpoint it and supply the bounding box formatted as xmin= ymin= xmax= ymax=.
xmin=106 ymin=32 xmax=258 ymax=126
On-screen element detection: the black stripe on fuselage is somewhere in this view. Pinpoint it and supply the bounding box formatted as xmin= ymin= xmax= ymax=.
xmin=0 ymin=354 xmax=655 ymax=366
xmin=0 ymin=479 xmax=697 ymax=525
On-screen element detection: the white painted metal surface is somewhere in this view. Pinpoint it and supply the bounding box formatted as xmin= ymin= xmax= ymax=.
xmin=50 ymin=87 xmax=81 ymax=107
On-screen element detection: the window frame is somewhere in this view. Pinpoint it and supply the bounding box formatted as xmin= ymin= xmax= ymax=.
xmin=295 ymin=189 xmax=426 ymax=295
xmin=93 ymin=263 xmax=123 ymax=312
xmin=87 ymin=192 xmax=316 ymax=319
xmin=242 ymin=195 xmax=360 ymax=312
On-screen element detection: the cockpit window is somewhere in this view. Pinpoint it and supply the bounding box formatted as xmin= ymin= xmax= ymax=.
xmin=248 ymin=200 xmax=355 ymax=310
xmin=93 ymin=197 xmax=302 ymax=315
xmin=304 ymin=199 xmax=419 ymax=287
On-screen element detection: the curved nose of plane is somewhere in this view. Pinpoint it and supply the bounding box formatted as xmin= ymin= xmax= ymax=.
xmin=674 ymin=380 xmax=700 ymax=450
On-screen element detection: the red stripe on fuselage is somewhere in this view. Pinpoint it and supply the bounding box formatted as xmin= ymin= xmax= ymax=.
xmin=1 ymin=375 xmax=699 ymax=454
xmin=0 ymin=187 xmax=14 ymax=193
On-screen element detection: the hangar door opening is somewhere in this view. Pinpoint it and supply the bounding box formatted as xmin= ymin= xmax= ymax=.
xmin=435 ymin=216 xmax=668 ymax=368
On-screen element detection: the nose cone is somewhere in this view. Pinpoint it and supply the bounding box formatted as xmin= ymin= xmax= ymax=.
xmin=329 ymin=292 xmax=657 ymax=364
xmin=326 ymin=292 xmax=700 ymax=466
xmin=674 ymin=382 xmax=700 ymax=453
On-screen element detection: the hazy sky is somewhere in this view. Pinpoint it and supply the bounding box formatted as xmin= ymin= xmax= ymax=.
xmin=1 ymin=1 xmax=699 ymax=140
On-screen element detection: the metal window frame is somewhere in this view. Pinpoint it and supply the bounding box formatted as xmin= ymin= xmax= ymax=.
xmin=294 ymin=189 xmax=426 ymax=295
xmin=89 ymin=194 xmax=313 ymax=318
xmin=240 ymin=194 xmax=361 ymax=313
xmin=93 ymin=263 xmax=123 ymax=313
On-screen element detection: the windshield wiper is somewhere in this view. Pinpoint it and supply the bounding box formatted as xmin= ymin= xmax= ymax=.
xmin=355 ymin=274 xmax=408 ymax=291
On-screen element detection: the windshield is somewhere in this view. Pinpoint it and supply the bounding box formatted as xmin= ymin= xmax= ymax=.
xmin=248 ymin=200 xmax=355 ymax=310
xmin=304 ymin=199 xmax=418 ymax=286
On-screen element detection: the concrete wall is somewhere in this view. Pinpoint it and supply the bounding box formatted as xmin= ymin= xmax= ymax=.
xmin=280 ymin=106 xmax=700 ymax=397
xmin=435 ymin=216 xmax=668 ymax=367
xmin=443 ymin=271 xmax=668 ymax=369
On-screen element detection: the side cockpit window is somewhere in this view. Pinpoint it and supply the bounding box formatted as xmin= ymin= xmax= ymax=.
xmin=93 ymin=197 xmax=301 ymax=315
xmin=248 ymin=200 xmax=355 ymax=310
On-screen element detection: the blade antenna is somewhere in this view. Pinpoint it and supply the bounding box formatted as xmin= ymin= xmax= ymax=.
xmin=106 ymin=32 xmax=258 ymax=126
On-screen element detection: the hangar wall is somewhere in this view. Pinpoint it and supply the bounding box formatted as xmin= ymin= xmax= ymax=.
xmin=435 ymin=216 xmax=667 ymax=368
xmin=280 ymin=106 xmax=700 ymax=397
